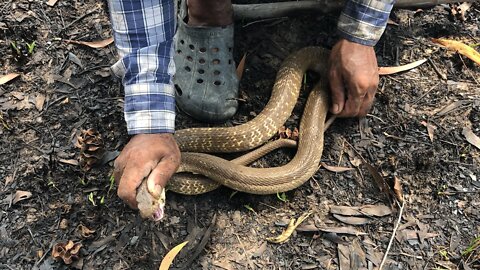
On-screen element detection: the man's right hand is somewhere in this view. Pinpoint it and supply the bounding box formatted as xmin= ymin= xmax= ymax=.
xmin=113 ymin=133 xmax=181 ymax=209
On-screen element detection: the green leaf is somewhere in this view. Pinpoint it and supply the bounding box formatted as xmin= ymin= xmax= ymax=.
xmin=108 ymin=174 xmax=115 ymax=193
xmin=100 ymin=195 xmax=105 ymax=205
xmin=88 ymin=192 xmax=96 ymax=206
xmin=276 ymin=192 xmax=287 ymax=202
xmin=244 ymin=204 xmax=256 ymax=215
xmin=229 ymin=191 xmax=238 ymax=200
xmin=26 ymin=41 xmax=35 ymax=54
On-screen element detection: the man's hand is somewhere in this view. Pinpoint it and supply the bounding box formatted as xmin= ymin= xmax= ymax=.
xmin=328 ymin=39 xmax=379 ymax=117
xmin=113 ymin=133 xmax=181 ymax=209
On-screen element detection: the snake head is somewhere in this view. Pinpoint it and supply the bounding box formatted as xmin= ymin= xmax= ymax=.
xmin=136 ymin=180 xmax=166 ymax=222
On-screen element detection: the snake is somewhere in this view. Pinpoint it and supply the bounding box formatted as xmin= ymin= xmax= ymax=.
xmin=136 ymin=47 xmax=330 ymax=220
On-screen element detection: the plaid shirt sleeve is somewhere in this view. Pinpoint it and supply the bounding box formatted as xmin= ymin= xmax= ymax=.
xmin=337 ymin=0 xmax=396 ymax=46
xmin=108 ymin=0 xmax=176 ymax=134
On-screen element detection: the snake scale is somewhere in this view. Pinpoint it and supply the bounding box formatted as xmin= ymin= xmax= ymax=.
xmin=137 ymin=47 xmax=330 ymax=219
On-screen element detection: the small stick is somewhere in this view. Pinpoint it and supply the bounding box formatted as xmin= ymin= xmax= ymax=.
xmin=379 ymin=199 xmax=405 ymax=270
xmin=427 ymin=58 xmax=447 ymax=80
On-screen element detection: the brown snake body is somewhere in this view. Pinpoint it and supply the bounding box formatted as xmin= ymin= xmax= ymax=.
xmin=170 ymin=47 xmax=330 ymax=195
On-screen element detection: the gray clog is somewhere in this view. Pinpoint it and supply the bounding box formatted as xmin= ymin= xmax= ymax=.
xmin=173 ymin=12 xmax=239 ymax=123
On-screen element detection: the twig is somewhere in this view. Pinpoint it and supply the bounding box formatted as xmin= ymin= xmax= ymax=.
xmin=379 ymin=199 xmax=405 ymax=270
xmin=411 ymin=82 xmax=440 ymax=105
xmin=427 ymin=58 xmax=447 ymax=80
xmin=458 ymin=55 xmax=480 ymax=85
xmin=57 ymin=9 xmax=98 ymax=34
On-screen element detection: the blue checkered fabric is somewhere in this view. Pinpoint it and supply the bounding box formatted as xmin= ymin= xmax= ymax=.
xmin=107 ymin=0 xmax=394 ymax=134
xmin=338 ymin=0 xmax=396 ymax=46
xmin=108 ymin=0 xmax=176 ymax=134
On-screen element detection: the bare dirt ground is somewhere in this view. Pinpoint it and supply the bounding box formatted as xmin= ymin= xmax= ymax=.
xmin=0 ymin=1 xmax=479 ymax=269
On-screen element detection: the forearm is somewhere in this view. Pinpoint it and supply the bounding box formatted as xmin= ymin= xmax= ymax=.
xmin=337 ymin=0 xmax=396 ymax=46
xmin=108 ymin=0 xmax=176 ymax=134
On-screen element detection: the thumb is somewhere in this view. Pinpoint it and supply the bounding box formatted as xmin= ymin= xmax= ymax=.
xmin=146 ymin=157 xmax=178 ymax=198
xmin=328 ymin=70 xmax=346 ymax=114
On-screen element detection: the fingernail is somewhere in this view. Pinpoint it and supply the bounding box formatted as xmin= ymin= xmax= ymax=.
xmin=332 ymin=104 xmax=339 ymax=114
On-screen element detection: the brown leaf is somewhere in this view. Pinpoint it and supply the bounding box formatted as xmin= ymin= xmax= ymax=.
xmin=13 ymin=190 xmax=32 ymax=204
xmin=349 ymin=156 xmax=362 ymax=167
xmin=393 ymin=176 xmax=404 ymax=203
xmin=35 ymin=94 xmax=46 ymax=111
xmin=432 ymin=38 xmax=480 ymax=65
xmin=52 ymin=241 xmax=82 ymax=265
xmin=236 ymin=53 xmax=247 ymax=81
xmin=337 ymin=243 xmax=350 ymax=270
xmin=435 ymin=100 xmax=466 ymax=116
xmin=396 ymin=229 xmax=438 ymax=242
xmin=462 ymin=127 xmax=480 ymax=150
xmin=378 ymin=59 xmax=427 ymax=75
xmin=364 ymin=162 xmax=394 ymax=203
xmin=420 ymin=121 xmax=437 ymax=142
xmin=77 ymin=224 xmax=96 ymax=239
xmin=47 ymin=0 xmax=59 ymax=6
xmin=0 ymin=73 xmax=20 ymax=85
xmin=320 ymin=162 xmax=355 ymax=173
xmin=4 ymin=175 xmax=14 ymax=186
xmin=252 ymin=241 xmax=267 ymax=258
xmin=330 ymin=205 xmax=392 ymax=217
xmin=296 ymin=224 xmax=367 ymax=236
xmin=59 ymin=159 xmax=79 ymax=166
xmin=65 ymin=37 xmax=114 ymax=49
xmin=333 ymin=214 xmax=371 ymax=225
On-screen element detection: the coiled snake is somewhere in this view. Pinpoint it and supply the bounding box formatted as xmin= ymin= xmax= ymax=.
xmin=137 ymin=47 xmax=330 ymax=220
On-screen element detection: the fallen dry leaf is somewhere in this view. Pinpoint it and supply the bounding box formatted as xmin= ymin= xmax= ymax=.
xmin=432 ymin=38 xmax=480 ymax=65
xmin=236 ymin=53 xmax=247 ymax=81
xmin=462 ymin=127 xmax=480 ymax=150
xmin=396 ymin=229 xmax=438 ymax=242
xmin=296 ymin=224 xmax=367 ymax=236
xmin=320 ymin=162 xmax=355 ymax=173
xmin=451 ymin=2 xmax=472 ymax=21
xmin=77 ymin=224 xmax=95 ymax=239
xmin=333 ymin=214 xmax=371 ymax=225
xmin=13 ymin=190 xmax=32 ymax=204
xmin=65 ymin=37 xmax=114 ymax=49
xmin=378 ymin=59 xmax=427 ymax=75
xmin=330 ymin=205 xmax=392 ymax=217
xmin=393 ymin=176 xmax=404 ymax=203
xmin=47 ymin=0 xmax=59 ymax=6
xmin=364 ymin=162 xmax=394 ymax=203
xmin=267 ymin=212 xmax=311 ymax=244
xmin=159 ymin=241 xmax=189 ymax=270
xmin=0 ymin=73 xmax=20 ymax=85
xmin=59 ymin=159 xmax=79 ymax=166
xmin=420 ymin=121 xmax=437 ymax=142
xmin=435 ymin=100 xmax=466 ymax=116
xmin=35 ymin=94 xmax=46 ymax=111
xmin=52 ymin=240 xmax=82 ymax=265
